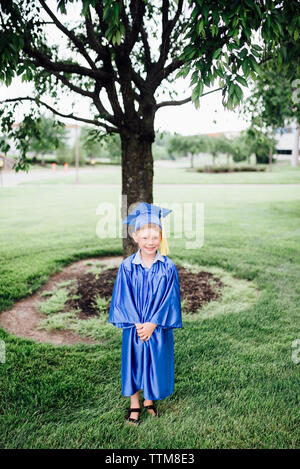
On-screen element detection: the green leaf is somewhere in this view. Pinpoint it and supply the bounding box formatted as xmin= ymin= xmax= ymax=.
xmin=57 ymin=0 xmax=67 ymax=14
xmin=115 ymin=30 xmax=121 ymax=45
xmin=191 ymin=71 xmax=199 ymax=85
xmin=213 ymin=48 xmax=222 ymax=60
xmin=197 ymin=81 xmax=204 ymax=97
xmin=194 ymin=97 xmax=200 ymax=109
xmin=228 ymin=82 xmax=235 ymax=97
xmin=191 ymin=86 xmax=199 ymax=102
xmin=235 ymin=75 xmax=248 ymax=87
xmin=249 ymin=55 xmax=261 ymax=74
xmin=211 ymin=24 xmax=219 ymax=37
xmin=239 ymin=48 xmax=248 ymax=59
xmin=241 ymin=58 xmax=250 ymax=76
xmin=197 ymin=19 xmax=204 ymax=35
xmin=234 ymin=83 xmax=243 ymax=101
xmin=251 ymin=48 xmax=261 ymax=58
xmin=176 ymin=66 xmax=190 ymax=79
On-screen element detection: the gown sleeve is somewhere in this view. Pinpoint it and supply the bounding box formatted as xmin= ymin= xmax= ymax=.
xmin=149 ymin=264 xmax=182 ymax=329
xmin=108 ymin=263 xmax=141 ymax=329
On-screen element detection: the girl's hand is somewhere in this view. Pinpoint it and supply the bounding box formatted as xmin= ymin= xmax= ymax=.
xmin=135 ymin=322 xmax=157 ymax=341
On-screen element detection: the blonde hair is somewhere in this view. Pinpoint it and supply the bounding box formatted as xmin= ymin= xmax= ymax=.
xmin=135 ymin=223 xmax=162 ymax=236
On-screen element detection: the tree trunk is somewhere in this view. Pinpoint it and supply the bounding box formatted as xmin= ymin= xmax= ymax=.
xmin=268 ymin=146 xmax=273 ymax=171
xmin=268 ymin=127 xmax=274 ymax=171
xmin=190 ymin=152 xmax=194 ymax=168
xmin=291 ymin=123 xmax=299 ymax=167
xmin=120 ymin=132 xmax=154 ymax=257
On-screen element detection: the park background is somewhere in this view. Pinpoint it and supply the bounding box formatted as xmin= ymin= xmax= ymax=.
xmin=0 ymin=0 xmax=299 ymax=450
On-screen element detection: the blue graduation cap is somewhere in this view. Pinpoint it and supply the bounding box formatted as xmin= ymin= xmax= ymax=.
xmin=122 ymin=202 xmax=172 ymax=255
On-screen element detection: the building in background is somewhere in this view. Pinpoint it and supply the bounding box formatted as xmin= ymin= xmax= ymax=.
xmin=205 ymin=122 xmax=299 ymax=162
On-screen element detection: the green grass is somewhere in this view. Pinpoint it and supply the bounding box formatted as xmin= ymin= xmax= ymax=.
xmin=37 ymin=288 xmax=69 ymax=315
xmin=19 ymin=160 xmax=300 ymax=185
xmin=37 ymin=263 xmax=259 ymax=341
xmin=0 ymin=162 xmax=299 ymax=448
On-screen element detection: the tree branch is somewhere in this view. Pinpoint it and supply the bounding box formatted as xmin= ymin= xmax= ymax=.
xmin=1 ymin=97 xmax=118 ymax=133
xmin=140 ymin=25 xmax=152 ymax=73
xmin=156 ymin=0 xmax=183 ymax=70
xmin=94 ymin=1 xmax=108 ymax=39
xmin=85 ymin=6 xmax=108 ymax=62
xmin=126 ymin=0 xmax=146 ymax=53
xmin=112 ymin=1 xmax=147 ymax=120
xmin=38 ymin=0 xmax=97 ymax=70
xmin=51 ymin=71 xmax=95 ymax=99
xmin=93 ymin=82 xmax=119 ymax=126
xmin=85 ymin=5 xmax=125 ymax=121
xmin=169 ymin=0 xmax=184 ymax=31
xmin=51 ymin=72 xmax=118 ymax=126
xmin=24 ymin=43 xmax=110 ymax=82
xmin=162 ymin=58 xmax=185 ymax=79
xmin=155 ymin=87 xmax=223 ymax=110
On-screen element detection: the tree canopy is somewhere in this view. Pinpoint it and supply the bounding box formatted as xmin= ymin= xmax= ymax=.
xmin=1 ymin=0 xmax=298 ymax=169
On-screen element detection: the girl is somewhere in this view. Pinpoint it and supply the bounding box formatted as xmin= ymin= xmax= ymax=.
xmin=109 ymin=202 xmax=182 ymax=425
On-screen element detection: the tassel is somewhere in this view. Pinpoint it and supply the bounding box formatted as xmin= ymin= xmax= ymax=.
xmin=160 ymin=208 xmax=170 ymax=256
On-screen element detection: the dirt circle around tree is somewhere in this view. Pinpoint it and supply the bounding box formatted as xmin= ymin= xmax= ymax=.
xmin=0 ymin=256 xmax=239 ymax=346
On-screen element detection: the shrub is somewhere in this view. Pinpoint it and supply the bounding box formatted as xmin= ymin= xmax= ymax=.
xmin=196 ymin=165 xmax=266 ymax=173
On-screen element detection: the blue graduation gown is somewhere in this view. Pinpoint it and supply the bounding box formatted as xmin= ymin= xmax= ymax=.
xmin=108 ymin=251 xmax=182 ymax=400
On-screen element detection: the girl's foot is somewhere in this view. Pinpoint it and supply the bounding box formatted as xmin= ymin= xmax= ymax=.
xmin=143 ymin=399 xmax=158 ymax=417
xmin=125 ymin=407 xmax=141 ymax=425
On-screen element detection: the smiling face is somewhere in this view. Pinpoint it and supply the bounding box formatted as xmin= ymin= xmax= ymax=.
xmin=132 ymin=223 xmax=162 ymax=256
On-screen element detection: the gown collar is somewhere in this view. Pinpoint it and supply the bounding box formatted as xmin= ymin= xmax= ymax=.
xmin=132 ymin=248 xmax=165 ymax=269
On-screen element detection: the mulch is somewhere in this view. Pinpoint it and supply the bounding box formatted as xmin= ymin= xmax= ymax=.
xmin=65 ymin=265 xmax=225 ymax=318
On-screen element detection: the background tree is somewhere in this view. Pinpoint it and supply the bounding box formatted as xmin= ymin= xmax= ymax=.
xmin=80 ymin=126 xmax=121 ymax=163
xmin=241 ymin=42 xmax=300 ymax=169
xmin=188 ymin=134 xmax=210 ymax=169
xmin=153 ymin=131 xmax=175 ymax=161
xmin=167 ymin=134 xmax=190 ymax=161
xmin=244 ymin=126 xmax=276 ymax=165
xmin=206 ymin=135 xmax=225 ymax=166
xmin=29 ymin=115 xmax=67 ymax=165
xmin=231 ymin=133 xmax=253 ymax=164
xmin=0 ymin=0 xmax=299 ymax=254
xmin=168 ymin=133 xmax=210 ymax=167
xmin=79 ymin=126 xmax=105 ymax=161
xmin=195 ymin=134 xmax=211 ymax=166
xmin=55 ymin=141 xmax=73 ymax=165
xmin=104 ymin=133 xmax=122 ymax=163
xmin=215 ymin=134 xmax=234 ymax=166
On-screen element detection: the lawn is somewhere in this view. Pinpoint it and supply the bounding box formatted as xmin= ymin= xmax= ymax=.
xmin=17 ymin=159 xmax=300 ymax=185
xmin=0 ymin=162 xmax=299 ymax=448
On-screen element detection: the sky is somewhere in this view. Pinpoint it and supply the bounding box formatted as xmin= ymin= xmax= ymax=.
xmin=0 ymin=0 xmax=251 ymax=137
xmin=153 ymin=80 xmax=250 ymax=135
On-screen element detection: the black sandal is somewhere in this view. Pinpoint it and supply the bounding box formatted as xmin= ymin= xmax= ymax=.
xmin=143 ymin=401 xmax=158 ymax=417
xmin=125 ymin=407 xmax=141 ymax=425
